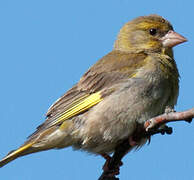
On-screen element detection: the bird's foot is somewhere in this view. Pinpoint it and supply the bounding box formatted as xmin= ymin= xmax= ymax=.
xmin=145 ymin=116 xmax=162 ymax=131
xmin=101 ymin=153 xmax=123 ymax=177
xmin=145 ymin=107 xmax=175 ymax=131
xmin=146 ymin=125 xmax=173 ymax=136
xmin=158 ymin=125 xmax=173 ymax=135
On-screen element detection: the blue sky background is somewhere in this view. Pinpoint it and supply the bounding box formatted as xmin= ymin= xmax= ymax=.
xmin=0 ymin=0 xmax=193 ymax=180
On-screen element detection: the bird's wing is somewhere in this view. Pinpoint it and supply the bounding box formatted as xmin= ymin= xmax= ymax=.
xmin=32 ymin=50 xmax=147 ymax=134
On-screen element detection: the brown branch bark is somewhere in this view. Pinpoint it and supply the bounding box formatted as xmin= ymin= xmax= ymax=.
xmin=98 ymin=107 xmax=194 ymax=180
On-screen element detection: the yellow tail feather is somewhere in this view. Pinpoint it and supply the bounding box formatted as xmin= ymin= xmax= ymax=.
xmin=0 ymin=143 xmax=33 ymax=168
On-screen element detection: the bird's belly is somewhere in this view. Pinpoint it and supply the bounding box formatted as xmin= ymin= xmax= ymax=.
xmin=71 ymin=79 xmax=172 ymax=154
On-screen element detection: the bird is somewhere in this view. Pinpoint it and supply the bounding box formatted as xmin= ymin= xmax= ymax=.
xmin=0 ymin=14 xmax=187 ymax=173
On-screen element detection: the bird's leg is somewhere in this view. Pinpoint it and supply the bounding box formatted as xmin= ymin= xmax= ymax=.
xmin=100 ymin=140 xmax=131 ymax=179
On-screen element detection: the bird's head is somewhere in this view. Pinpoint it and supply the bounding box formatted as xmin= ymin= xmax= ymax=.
xmin=114 ymin=15 xmax=187 ymax=54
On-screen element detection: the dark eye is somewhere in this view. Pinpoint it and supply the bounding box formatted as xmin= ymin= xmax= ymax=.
xmin=149 ymin=28 xmax=157 ymax=36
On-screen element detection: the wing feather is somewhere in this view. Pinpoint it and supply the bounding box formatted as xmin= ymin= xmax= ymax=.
xmin=29 ymin=50 xmax=147 ymax=138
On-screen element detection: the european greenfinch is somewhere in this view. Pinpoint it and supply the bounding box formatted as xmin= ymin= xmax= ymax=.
xmin=0 ymin=15 xmax=187 ymax=171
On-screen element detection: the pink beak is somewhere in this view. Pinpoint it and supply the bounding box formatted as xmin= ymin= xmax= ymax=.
xmin=160 ymin=30 xmax=187 ymax=48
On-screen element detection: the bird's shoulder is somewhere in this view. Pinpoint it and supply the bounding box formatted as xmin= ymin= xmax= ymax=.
xmin=78 ymin=50 xmax=148 ymax=92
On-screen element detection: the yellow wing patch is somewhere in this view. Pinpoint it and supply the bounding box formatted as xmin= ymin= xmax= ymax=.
xmin=54 ymin=92 xmax=103 ymax=126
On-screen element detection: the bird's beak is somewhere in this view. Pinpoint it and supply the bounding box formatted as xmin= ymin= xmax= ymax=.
xmin=160 ymin=30 xmax=187 ymax=48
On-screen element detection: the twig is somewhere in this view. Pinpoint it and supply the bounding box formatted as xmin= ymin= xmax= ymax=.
xmin=144 ymin=107 xmax=194 ymax=130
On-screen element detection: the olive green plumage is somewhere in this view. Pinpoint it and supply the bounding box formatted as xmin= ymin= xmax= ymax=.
xmin=0 ymin=14 xmax=186 ymax=167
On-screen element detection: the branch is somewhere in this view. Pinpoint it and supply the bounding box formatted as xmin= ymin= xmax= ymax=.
xmin=144 ymin=107 xmax=193 ymax=130
xmin=98 ymin=107 xmax=194 ymax=180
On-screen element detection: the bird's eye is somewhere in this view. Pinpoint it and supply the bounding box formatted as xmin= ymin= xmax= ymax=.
xmin=149 ymin=28 xmax=157 ymax=36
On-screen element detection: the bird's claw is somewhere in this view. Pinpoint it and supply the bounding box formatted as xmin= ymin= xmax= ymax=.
xmin=145 ymin=118 xmax=157 ymax=131
xmin=145 ymin=121 xmax=173 ymax=136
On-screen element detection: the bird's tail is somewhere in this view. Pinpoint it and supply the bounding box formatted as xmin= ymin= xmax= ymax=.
xmin=0 ymin=142 xmax=34 ymax=168
xmin=0 ymin=125 xmax=72 ymax=168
